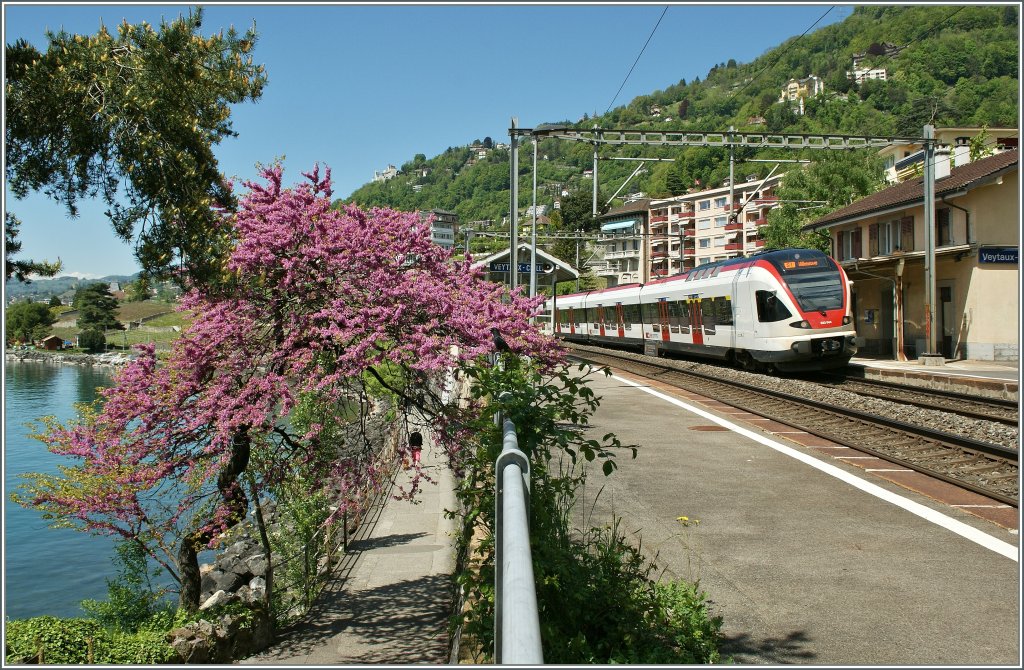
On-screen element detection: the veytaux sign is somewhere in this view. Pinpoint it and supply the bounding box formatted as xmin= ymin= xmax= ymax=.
xmin=978 ymin=246 xmax=1018 ymax=264
xmin=489 ymin=262 xmax=555 ymax=274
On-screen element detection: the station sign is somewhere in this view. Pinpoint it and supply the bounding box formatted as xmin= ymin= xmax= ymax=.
xmin=978 ymin=246 xmax=1018 ymax=264
xmin=489 ymin=262 xmax=555 ymax=274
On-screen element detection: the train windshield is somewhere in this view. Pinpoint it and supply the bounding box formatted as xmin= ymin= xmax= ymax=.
xmin=769 ymin=254 xmax=844 ymax=312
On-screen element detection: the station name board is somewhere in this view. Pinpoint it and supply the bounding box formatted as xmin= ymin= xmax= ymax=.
xmin=978 ymin=246 xmax=1018 ymax=264
xmin=490 ymin=262 xmax=554 ymax=274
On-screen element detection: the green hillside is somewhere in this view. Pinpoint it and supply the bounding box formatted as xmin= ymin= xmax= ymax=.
xmin=342 ymin=5 xmax=1018 ymax=255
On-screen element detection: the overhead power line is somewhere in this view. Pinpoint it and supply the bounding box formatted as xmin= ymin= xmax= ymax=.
xmin=605 ymin=6 xmax=669 ymax=115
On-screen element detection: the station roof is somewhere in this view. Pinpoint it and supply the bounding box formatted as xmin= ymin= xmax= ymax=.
xmin=472 ymin=243 xmax=579 ymax=284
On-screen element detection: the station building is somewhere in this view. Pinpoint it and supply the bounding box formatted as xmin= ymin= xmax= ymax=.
xmin=803 ymin=149 xmax=1019 ymax=362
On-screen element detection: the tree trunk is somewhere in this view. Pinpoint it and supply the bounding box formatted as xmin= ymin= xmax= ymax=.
xmin=177 ymin=427 xmax=252 ymax=612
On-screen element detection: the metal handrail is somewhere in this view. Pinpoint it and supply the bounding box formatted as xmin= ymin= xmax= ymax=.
xmin=493 ymin=417 xmax=543 ymax=664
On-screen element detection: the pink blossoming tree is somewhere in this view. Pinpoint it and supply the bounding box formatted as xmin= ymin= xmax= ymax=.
xmin=17 ymin=164 xmax=563 ymax=612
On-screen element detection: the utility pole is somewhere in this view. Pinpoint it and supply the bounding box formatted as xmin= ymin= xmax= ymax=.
xmin=728 ymin=125 xmax=737 ymax=253
xmin=575 ymin=228 xmax=581 ymax=291
xmin=509 ymin=117 xmax=519 ymax=291
xmin=592 ymin=127 xmax=600 ymax=216
xmin=530 ymin=135 xmax=538 ymax=298
xmin=922 ymin=124 xmax=939 ymax=360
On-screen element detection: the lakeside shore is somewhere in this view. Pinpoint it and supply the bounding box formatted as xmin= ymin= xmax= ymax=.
xmin=5 ymin=348 xmax=139 ymax=368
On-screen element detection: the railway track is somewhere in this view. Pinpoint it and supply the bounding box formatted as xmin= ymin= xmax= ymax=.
xmin=806 ymin=373 xmax=1019 ymax=425
xmin=567 ymin=344 xmax=1019 ymax=508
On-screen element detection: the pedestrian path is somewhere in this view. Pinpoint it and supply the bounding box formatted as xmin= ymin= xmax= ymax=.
xmin=240 ymin=435 xmax=459 ymax=665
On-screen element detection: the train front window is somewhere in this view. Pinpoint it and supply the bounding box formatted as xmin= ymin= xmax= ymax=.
xmin=783 ymin=268 xmax=844 ymax=312
xmin=767 ymin=252 xmax=844 ymax=313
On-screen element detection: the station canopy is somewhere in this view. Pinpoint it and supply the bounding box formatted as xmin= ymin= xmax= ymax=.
xmin=472 ymin=243 xmax=579 ymax=285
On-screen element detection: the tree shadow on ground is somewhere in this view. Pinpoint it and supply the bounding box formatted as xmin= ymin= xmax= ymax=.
xmin=348 ymin=532 xmax=428 ymax=552
xmin=719 ymin=629 xmax=816 ymax=664
xmin=242 ymin=528 xmax=453 ymax=665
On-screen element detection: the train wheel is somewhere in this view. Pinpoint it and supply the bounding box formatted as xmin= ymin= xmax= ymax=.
xmin=735 ymin=351 xmax=758 ymax=372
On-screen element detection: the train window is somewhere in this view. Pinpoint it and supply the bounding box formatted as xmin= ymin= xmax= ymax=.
xmin=669 ymin=300 xmax=689 ymax=334
xmin=714 ymin=296 xmax=733 ymax=325
xmin=701 ymin=298 xmax=717 ymax=335
xmin=622 ymin=303 xmax=642 ymax=326
xmin=756 ymin=290 xmax=792 ymax=322
xmin=641 ymin=302 xmax=660 ymax=323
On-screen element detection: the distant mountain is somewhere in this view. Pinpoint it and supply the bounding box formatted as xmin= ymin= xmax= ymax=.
xmin=5 ymin=273 xmax=139 ymax=302
xmin=342 ymin=4 xmax=1018 ymax=255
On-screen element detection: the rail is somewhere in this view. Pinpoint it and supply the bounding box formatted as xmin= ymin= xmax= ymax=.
xmin=493 ymin=406 xmax=544 ymax=663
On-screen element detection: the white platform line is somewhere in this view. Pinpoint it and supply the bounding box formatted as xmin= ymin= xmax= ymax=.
xmin=611 ymin=373 xmax=1019 ymax=562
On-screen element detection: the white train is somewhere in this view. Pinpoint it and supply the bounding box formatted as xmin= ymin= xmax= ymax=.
xmin=546 ymin=248 xmax=858 ymax=372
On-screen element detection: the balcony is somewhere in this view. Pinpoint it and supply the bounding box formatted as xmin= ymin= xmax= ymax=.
xmin=754 ymin=196 xmax=778 ymax=205
xmin=604 ymin=249 xmax=641 ymax=259
xmin=754 ymin=239 xmax=766 ymax=248
xmin=651 ymin=250 xmax=668 ymax=259
xmin=726 ymin=203 xmax=743 ymax=212
xmin=724 ymin=222 xmax=743 ymax=231
xmin=650 ymin=215 xmax=669 ymax=223
xmin=651 ymin=268 xmax=669 ymax=277
xmin=755 ymin=217 xmax=768 ymax=226
xmin=725 ymin=243 xmax=743 ymax=251
xmin=681 ymin=227 xmax=696 ymax=238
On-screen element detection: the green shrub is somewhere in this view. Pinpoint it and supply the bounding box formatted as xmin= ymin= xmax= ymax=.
xmin=81 ymin=541 xmax=177 ymax=634
xmin=78 ymin=328 xmax=107 ymax=353
xmin=4 ymin=616 xmax=176 ymax=664
xmin=452 ymin=359 xmax=723 ymax=664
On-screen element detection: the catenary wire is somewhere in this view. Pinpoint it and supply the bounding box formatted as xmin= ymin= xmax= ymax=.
xmin=605 ymin=6 xmax=669 ymax=115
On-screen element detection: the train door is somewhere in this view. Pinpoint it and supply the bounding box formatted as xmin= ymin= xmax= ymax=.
xmin=688 ymin=297 xmax=704 ymax=345
xmin=596 ymin=306 xmax=605 ymax=337
xmin=658 ymin=299 xmax=670 ymax=342
xmin=568 ymin=307 xmax=576 ymax=335
xmin=615 ymin=303 xmax=625 ymax=338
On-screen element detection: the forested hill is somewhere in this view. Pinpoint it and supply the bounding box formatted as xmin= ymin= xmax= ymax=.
xmin=342 ymin=5 xmax=1018 ymax=232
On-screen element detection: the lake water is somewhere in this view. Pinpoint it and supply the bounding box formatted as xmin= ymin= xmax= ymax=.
xmin=4 ymin=360 xmax=122 ymax=620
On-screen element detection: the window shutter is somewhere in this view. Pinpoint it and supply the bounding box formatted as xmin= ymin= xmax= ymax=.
xmin=853 ymin=228 xmax=862 ymax=258
xmin=868 ymin=223 xmax=879 ymax=257
xmin=900 ymin=217 xmax=914 ymax=251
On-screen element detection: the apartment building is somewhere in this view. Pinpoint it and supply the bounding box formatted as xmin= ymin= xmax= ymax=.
xmin=647 ymin=174 xmax=784 ymax=278
xmin=592 ymin=199 xmax=650 ymax=287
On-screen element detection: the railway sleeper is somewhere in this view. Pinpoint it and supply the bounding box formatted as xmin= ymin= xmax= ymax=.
xmin=959 ymin=462 xmax=1010 ymax=474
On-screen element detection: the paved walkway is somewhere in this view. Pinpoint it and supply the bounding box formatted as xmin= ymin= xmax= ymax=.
xmin=240 ymin=433 xmax=459 ymax=665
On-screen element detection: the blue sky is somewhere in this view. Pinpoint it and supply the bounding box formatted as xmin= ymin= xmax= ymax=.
xmin=3 ymin=2 xmax=850 ymax=278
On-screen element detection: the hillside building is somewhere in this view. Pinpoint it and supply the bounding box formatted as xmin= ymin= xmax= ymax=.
xmin=373 ymin=164 xmax=400 ymax=183
xmin=419 ymin=209 xmax=458 ymax=249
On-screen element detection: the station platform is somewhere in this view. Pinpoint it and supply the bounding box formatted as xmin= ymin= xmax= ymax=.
xmin=573 ymin=365 xmax=1019 ymax=665
xmin=848 ymin=355 xmax=1019 ymax=399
